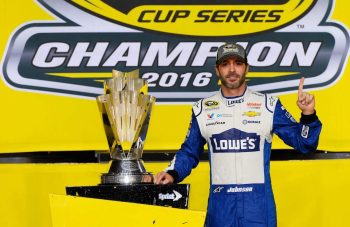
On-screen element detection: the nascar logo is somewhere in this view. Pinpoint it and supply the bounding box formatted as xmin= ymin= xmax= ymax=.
xmin=1 ymin=0 xmax=349 ymax=102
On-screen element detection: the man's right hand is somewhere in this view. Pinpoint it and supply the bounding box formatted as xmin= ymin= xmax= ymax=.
xmin=154 ymin=171 xmax=174 ymax=185
xmin=297 ymin=77 xmax=315 ymax=115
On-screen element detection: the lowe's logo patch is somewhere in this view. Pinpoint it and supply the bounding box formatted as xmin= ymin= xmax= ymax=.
xmin=210 ymin=128 xmax=260 ymax=153
xmin=1 ymin=0 xmax=349 ymax=102
xmin=226 ymin=98 xmax=244 ymax=106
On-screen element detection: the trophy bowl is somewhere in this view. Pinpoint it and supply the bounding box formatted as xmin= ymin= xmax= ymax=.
xmin=97 ymin=69 xmax=155 ymax=184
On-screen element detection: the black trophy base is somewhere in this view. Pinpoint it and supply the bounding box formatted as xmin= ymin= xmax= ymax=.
xmin=66 ymin=184 xmax=190 ymax=209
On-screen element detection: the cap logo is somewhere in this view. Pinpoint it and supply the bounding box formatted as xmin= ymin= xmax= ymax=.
xmin=223 ymin=45 xmax=239 ymax=54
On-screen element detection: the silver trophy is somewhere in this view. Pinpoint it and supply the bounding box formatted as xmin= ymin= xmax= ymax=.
xmin=97 ymin=69 xmax=155 ymax=184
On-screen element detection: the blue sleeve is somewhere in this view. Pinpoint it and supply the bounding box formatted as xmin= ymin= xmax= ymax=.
xmin=166 ymin=111 xmax=206 ymax=183
xmin=272 ymin=100 xmax=322 ymax=154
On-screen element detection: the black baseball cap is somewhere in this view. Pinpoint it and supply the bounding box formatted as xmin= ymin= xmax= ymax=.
xmin=216 ymin=43 xmax=247 ymax=65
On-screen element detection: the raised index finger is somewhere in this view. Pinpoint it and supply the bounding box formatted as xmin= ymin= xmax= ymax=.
xmin=298 ymin=77 xmax=304 ymax=98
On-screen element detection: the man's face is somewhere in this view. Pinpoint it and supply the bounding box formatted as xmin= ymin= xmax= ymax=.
xmin=216 ymin=57 xmax=248 ymax=89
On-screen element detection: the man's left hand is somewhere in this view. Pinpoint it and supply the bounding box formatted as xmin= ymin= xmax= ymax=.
xmin=297 ymin=77 xmax=315 ymax=115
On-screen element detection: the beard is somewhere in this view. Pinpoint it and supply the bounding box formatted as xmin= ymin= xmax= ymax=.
xmin=218 ymin=71 xmax=246 ymax=89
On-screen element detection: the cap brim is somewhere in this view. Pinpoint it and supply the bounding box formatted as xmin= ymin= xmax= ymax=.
xmin=216 ymin=54 xmax=246 ymax=65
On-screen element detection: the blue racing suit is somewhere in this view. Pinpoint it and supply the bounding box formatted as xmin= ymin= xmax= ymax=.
xmin=165 ymin=88 xmax=322 ymax=227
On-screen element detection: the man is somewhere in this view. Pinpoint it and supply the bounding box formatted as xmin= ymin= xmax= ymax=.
xmin=154 ymin=43 xmax=322 ymax=227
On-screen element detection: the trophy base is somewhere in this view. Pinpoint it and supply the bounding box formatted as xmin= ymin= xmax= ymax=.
xmin=101 ymin=159 xmax=152 ymax=184
xmin=66 ymin=184 xmax=190 ymax=209
xmin=101 ymin=172 xmax=153 ymax=184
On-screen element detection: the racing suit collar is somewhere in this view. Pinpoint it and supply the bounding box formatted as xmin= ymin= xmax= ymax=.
xmin=220 ymin=86 xmax=249 ymax=107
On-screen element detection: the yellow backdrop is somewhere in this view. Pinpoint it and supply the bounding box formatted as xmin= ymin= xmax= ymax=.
xmin=0 ymin=160 xmax=349 ymax=227
xmin=0 ymin=0 xmax=349 ymax=153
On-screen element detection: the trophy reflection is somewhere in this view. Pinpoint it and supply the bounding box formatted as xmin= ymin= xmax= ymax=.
xmin=97 ymin=69 xmax=155 ymax=184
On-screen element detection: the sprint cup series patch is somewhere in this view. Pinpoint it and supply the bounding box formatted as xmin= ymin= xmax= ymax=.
xmin=2 ymin=0 xmax=349 ymax=102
